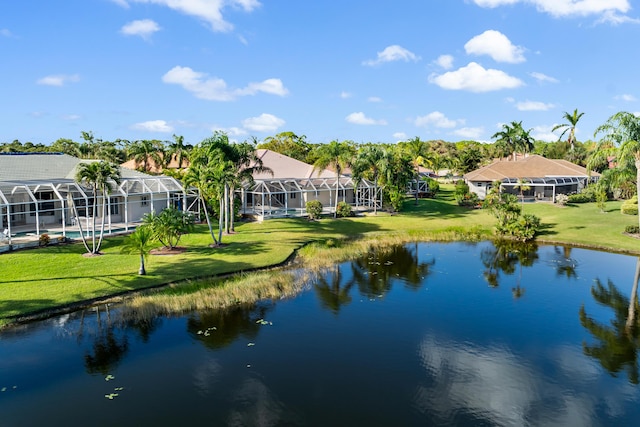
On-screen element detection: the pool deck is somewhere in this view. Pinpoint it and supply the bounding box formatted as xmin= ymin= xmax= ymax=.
xmin=0 ymin=221 xmax=137 ymax=252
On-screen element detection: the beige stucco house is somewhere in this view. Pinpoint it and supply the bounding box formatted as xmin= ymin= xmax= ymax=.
xmin=463 ymin=155 xmax=599 ymax=201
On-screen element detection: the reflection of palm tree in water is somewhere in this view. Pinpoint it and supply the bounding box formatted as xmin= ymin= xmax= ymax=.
xmin=84 ymin=305 xmax=129 ymax=375
xmin=349 ymin=244 xmax=435 ymax=298
xmin=481 ymin=241 xmax=538 ymax=298
xmin=314 ymin=264 xmax=354 ymax=314
xmin=579 ymin=257 xmax=640 ymax=384
xmin=553 ymin=246 xmax=578 ymax=279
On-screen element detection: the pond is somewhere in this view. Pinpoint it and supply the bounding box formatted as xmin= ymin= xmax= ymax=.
xmin=1 ymin=241 xmax=640 ymax=426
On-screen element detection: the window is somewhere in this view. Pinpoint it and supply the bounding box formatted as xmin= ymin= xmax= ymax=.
xmin=30 ymin=191 xmax=56 ymax=216
xmin=141 ymin=196 xmax=148 ymax=207
xmin=290 ymin=192 xmax=297 ymax=199
xmin=110 ymin=197 xmax=120 ymax=215
xmin=338 ymin=189 xmax=345 ymax=197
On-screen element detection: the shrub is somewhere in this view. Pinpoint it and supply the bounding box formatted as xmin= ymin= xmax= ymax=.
xmin=426 ymin=178 xmax=439 ymax=194
xmin=387 ymin=188 xmax=404 ymax=212
xmin=142 ymin=207 xmax=194 ymax=249
xmin=336 ymin=201 xmax=352 ymax=217
xmin=454 ymin=180 xmax=469 ymax=196
xmin=621 ymin=196 xmax=638 ymax=215
xmin=567 ymin=193 xmax=593 ymax=203
xmin=455 ymin=192 xmax=480 ymax=207
xmin=306 ymin=200 xmax=323 ymax=220
xmin=39 ymin=233 xmax=50 ymax=247
xmin=625 ymin=225 xmax=640 ymax=234
xmin=555 ymin=194 xmax=568 ymax=206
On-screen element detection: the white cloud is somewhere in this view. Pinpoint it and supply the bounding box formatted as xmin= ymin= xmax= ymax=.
xmin=464 ymin=30 xmax=525 ymax=63
xmin=345 ymin=112 xmax=387 ymax=125
xmin=472 ymin=0 xmax=632 ymax=20
xmin=597 ymin=10 xmax=640 ymax=25
xmin=368 ymin=96 xmax=382 ymax=103
xmin=121 ymin=19 xmax=161 ymax=40
xmin=363 ymin=45 xmax=420 ymax=66
xmin=435 ymin=54 xmax=454 ymax=69
xmin=236 ymin=78 xmax=289 ymax=96
xmin=116 ymin=0 xmax=261 ymax=32
xmin=615 ymin=94 xmax=637 ymax=102
xmin=340 ymin=91 xmax=352 ymax=99
xmin=131 ymin=119 xmax=174 ymax=133
xmin=212 ymin=126 xmax=247 ymax=137
xmin=530 ymin=72 xmax=559 ymax=83
xmin=242 ymin=113 xmax=285 ymax=132
xmin=415 ymin=111 xmax=459 ymax=128
xmin=162 ymin=66 xmax=288 ymax=101
xmin=531 ymin=124 xmax=558 ymax=141
xmin=1 ymin=28 xmax=15 ymax=38
xmin=36 ymin=74 xmax=80 ymax=87
xmin=393 ymin=132 xmax=408 ymax=141
xmin=454 ymin=127 xmax=485 ymax=139
xmin=62 ymin=114 xmax=82 ymax=121
xmin=429 ymin=62 xmax=524 ymax=92
xmin=516 ymin=100 xmax=555 ymax=111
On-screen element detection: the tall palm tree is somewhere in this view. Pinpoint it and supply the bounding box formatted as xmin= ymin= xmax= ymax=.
xmin=351 ymin=144 xmax=385 ymax=214
xmin=313 ymin=140 xmax=356 ymax=217
xmin=226 ymin=141 xmax=272 ymax=232
xmin=514 ymin=178 xmax=531 ymax=203
xmin=593 ymin=111 xmax=640 ymax=231
xmin=74 ymin=161 xmax=121 ymax=254
xmin=402 ymin=137 xmax=428 ymax=205
xmin=552 ymin=109 xmax=584 ymax=151
xmin=120 ymin=226 xmax=156 ymax=275
xmin=183 ymin=161 xmax=219 ymax=246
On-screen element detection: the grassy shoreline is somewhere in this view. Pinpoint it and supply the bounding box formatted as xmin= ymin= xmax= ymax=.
xmin=1 ymin=186 xmax=638 ymax=327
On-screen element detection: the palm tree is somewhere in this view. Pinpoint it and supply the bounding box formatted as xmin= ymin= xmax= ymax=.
xmin=167 ymin=134 xmax=190 ymax=169
xmin=351 ymin=144 xmax=385 ymax=214
xmin=120 ymin=226 xmax=156 ymax=275
xmin=552 ymin=109 xmax=584 ymax=151
xmin=183 ymin=162 xmax=219 ymax=246
xmin=74 ymin=161 xmax=121 ymax=255
xmin=127 ymin=139 xmax=165 ymax=172
xmin=514 ymin=178 xmax=531 ymax=202
xmin=228 ymin=142 xmax=272 ymax=232
xmin=492 ymin=122 xmax=519 ymax=161
xmin=402 ymin=137 xmax=428 ymax=205
xmin=593 ymin=111 xmax=640 ymax=231
xmin=313 ymin=140 xmax=356 ymax=217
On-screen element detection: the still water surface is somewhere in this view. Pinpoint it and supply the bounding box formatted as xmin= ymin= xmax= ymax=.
xmin=1 ymin=241 xmax=640 ymax=426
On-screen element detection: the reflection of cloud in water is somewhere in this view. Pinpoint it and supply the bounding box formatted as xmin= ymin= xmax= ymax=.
xmin=191 ymin=354 xmax=221 ymax=396
xmin=414 ymin=335 xmax=638 ymax=427
xmin=228 ymin=377 xmax=297 ymax=427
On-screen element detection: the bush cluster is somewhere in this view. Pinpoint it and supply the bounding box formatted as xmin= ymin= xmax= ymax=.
xmin=567 ymin=193 xmax=594 ymax=203
xmin=625 ymin=225 xmax=640 ymax=234
xmin=555 ymin=194 xmax=569 ymax=206
xmin=336 ymin=201 xmax=352 ymax=217
xmin=454 ymin=180 xmax=479 ymax=207
xmin=621 ymin=196 xmax=638 ymax=216
xmin=306 ymin=200 xmax=323 ymax=220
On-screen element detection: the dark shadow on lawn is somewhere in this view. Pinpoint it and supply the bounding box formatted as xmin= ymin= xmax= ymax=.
xmin=536 ymin=222 xmax=558 ymax=236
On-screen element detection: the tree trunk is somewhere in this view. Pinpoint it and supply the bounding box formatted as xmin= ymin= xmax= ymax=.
xmin=200 ymin=192 xmax=218 ymax=245
xmin=224 ymin=184 xmax=229 ymax=233
xmin=626 ymin=257 xmax=640 ymax=333
xmin=230 ymin=185 xmax=236 ymax=232
xmin=138 ymin=254 xmax=146 ymax=275
xmin=91 ymin=187 xmax=97 ymax=253
xmin=96 ymin=190 xmax=107 ymax=253
xmin=218 ymin=197 xmax=224 ymax=244
xmin=70 ymin=196 xmax=91 ymax=254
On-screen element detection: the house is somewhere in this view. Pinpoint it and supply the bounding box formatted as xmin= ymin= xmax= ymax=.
xmin=0 ymin=153 xmax=185 ymax=246
xmin=239 ymin=149 xmax=381 ymax=219
xmin=463 ymin=155 xmax=599 ymax=201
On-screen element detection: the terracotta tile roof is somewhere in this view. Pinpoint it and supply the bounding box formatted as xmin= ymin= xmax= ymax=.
xmin=121 ymin=153 xmax=189 ymax=173
xmin=463 ymin=155 xmax=599 ymax=181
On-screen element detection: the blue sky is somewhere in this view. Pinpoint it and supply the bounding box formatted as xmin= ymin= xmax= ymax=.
xmin=1 ymin=0 xmax=639 ymax=146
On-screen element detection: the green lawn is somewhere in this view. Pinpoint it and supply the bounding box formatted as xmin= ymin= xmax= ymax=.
xmin=1 ymin=185 xmax=638 ymax=323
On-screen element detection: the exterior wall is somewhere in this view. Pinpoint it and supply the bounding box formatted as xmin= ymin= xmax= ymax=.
xmin=467 ymin=180 xmax=492 ymax=199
